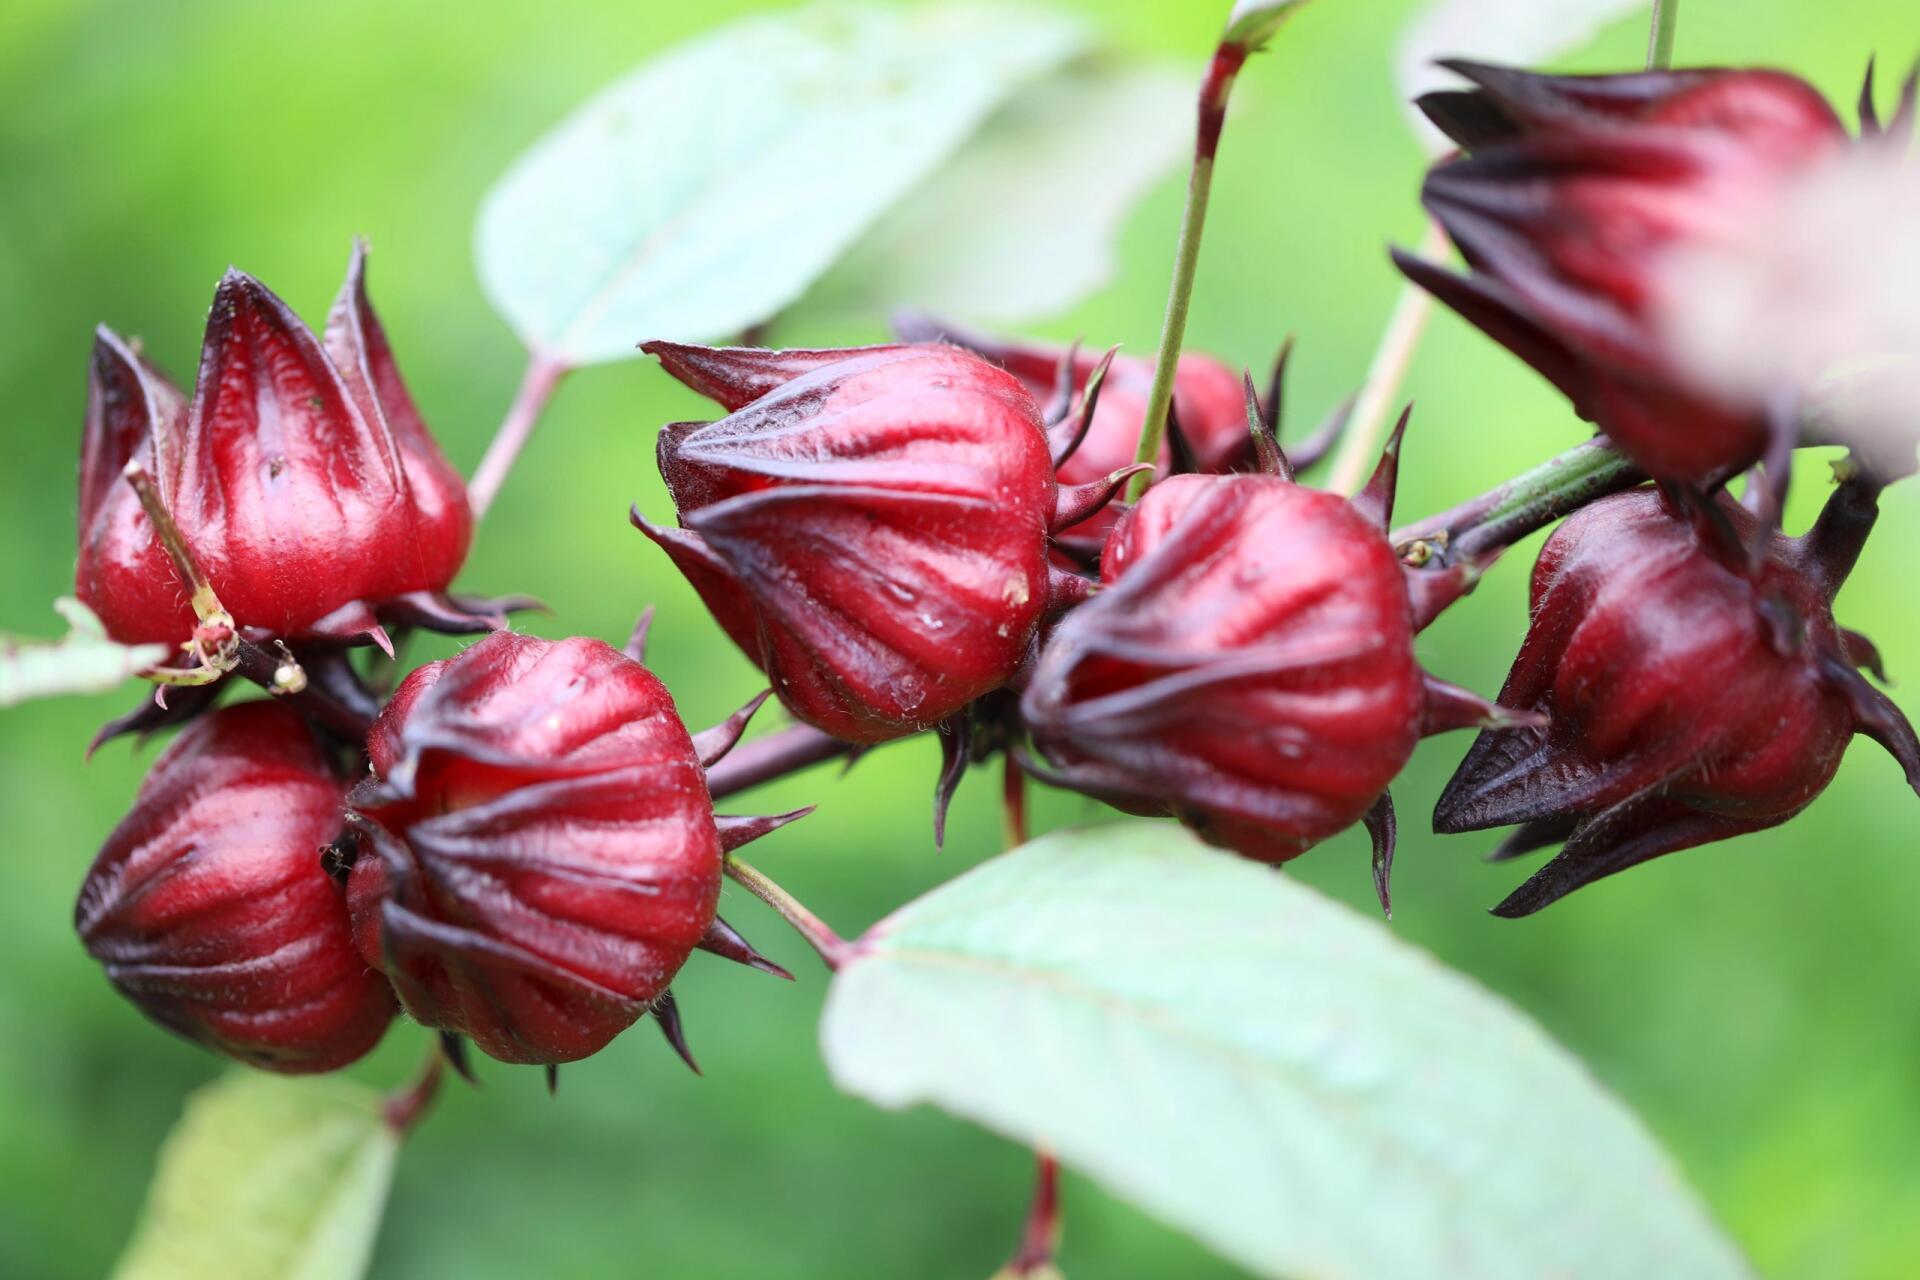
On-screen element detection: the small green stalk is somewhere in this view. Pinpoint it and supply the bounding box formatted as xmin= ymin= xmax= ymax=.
xmin=1127 ymin=2 xmax=1315 ymax=503
xmin=1646 ymin=0 xmax=1679 ymax=71
xmin=724 ymin=854 xmax=848 ymax=971
xmin=1390 ymin=439 xmax=1644 ymax=563
xmin=1125 ymin=44 xmax=1246 ymax=502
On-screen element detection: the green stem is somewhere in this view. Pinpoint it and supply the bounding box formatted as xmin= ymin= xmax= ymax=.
xmin=1646 ymin=0 xmax=1679 ymax=71
xmin=724 ymin=854 xmax=848 ymax=971
xmin=1126 ymin=42 xmax=1250 ymax=502
xmin=1390 ymin=438 xmax=1644 ymax=563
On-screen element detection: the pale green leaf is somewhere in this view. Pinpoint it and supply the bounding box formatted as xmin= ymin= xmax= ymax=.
xmin=0 ymin=598 xmax=166 ymax=709
xmin=822 ymin=821 xmax=1751 ymax=1280
xmin=793 ymin=62 xmax=1190 ymax=328
xmin=475 ymin=3 xmax=1089 ymax=365
xmin=112 ymin=1074 xmax=400 ymax=1280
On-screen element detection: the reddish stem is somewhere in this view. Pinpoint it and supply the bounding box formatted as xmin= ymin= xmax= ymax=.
xmin=468 ymin=352 xmax=570 ymax=521
xmin=382 ymin=1038 xmax=448 ymax=1137
xmin=1003 ymin=754 xmax=1029 ymax=848
xmin=1005 ymin=1151 xmax=1062 ymax=1274
xmin=704 ymin=724 xmax=852 ymax=800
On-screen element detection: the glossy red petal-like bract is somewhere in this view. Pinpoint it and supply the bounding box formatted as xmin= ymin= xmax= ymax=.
xmin=75 ymin=245 xmax=473 ymax=647
xmin=645 ymin=343 xmax=1058 ymax=744
xmin=1405 ymin=64 xmax=1849 ymax=487
xmin=75 ymin=701 xmax=394 ymax=1073
xmin=347 ymin=632 xmax=722 ymax=1066
xmin=1441 ymin=487 xmax=1919 ymax=914
xmin=1024 ymin=473 xmax=1424 ymax=861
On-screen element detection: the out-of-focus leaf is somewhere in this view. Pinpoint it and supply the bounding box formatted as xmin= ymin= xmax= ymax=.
xmin=822 ymin=821 xmax=1751 ymax=1280
xmin=0 ymin=598 xmax=166 ymax=709
xmin=475 ymin=3 xmax=1089 ymax=365
xmin=1396 ymin=0 xmax=1649 ymax=152
xmin=111 ymin=1074 xmax=399 ymax=1280
xmin=793 ymin=62 xmax=1189 ymax=328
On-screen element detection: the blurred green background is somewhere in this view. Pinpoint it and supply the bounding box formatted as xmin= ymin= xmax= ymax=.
xmin=3 ymin=1 xmax=1917 ymax=1276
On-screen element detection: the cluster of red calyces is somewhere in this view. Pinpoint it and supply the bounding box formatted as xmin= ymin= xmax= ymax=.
xmin=1438 ymin=480 xmax=1919 ymax=916
xmin=68 ymin=52 xmax=1920 ymax=1085
xmin=73 ymin=262 xmax=798 ymax=1079
xmin=1396 ymin=63 xmax=1881 ymax=500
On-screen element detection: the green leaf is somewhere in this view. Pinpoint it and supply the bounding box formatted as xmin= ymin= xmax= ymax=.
xmin=0 ymin=598 xmax=167 ymax=709
xmin=112 ymin=1074 xmax=400 ymax=1280
xmin=822 ymin=821 xmax=1751 ymax=1280
xmin=792 ymin=62 xmax=1189 ymax=329
xmin=475 ymin=3 xmax=1089 ymax=366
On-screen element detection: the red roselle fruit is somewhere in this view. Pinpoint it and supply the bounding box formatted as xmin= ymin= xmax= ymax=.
xmin=75 ymin=701 xmax=394 ymax=1073
xmin=889 ymin=315 xmax=1353 ymax=563
xmin=1021 ymin=406 xmax=1533 ymax=913
xmin=345 ymin=631 xmax=800 ymax=1069
xmin=1395 ymin=62 xmax=1858 ymax=493
xmin=75 ymin=242 xmax=519 ymax=654
xmin=1437 ymin=481 xmax=1920 ymax=917
xmin=636 ymin=342 xmax=1118 ymax=745
xmin=893 ymin=312 xmax=1250 ymax=468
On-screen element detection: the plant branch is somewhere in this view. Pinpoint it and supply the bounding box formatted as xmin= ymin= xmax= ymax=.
xmin=995 ymin=1150 xmax=1062 ymax=1278
xmin=1391 ymin=438 xmax=1644 ymax=563
xmin=1003 ymin=754 xmax=1029 ymax=848
xmin=1646 ymin=0 xmax=1679 ymax=71
xmin=468 ymin=352 xmax=571 ymax=521
xmin=704 ymin=724 xmax=852 ymax=800
xmin=1126 ymin=34 xmax=1257 ymax=502
xmin=724 ymin=854 xmax=848 ymax=971
xmin=382 ymin=1036 xmax=448 ymax=1137
xmin=1326 ymin=218 xmax=1448 ymax=495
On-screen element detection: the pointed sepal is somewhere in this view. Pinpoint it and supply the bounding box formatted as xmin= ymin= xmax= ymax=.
xmin=642 ymin=340 xmax=901 ymax=412
xmin=1051 ymin=464 xmax=1153 ymax=533
xmin=1364 ymin=789 xmax=1397 ymax=920
xmin=1049 ymin=345 xmax=1119 ymax=469
xmin=440 ymin=1031 xmax=478 ymax=1086
xmin=652 ymin=992 xmax=700 ymax=1075
xmin=934 ymin=710 xmax=972 ymax=850
xmin=715 ymin=807 xmax=815 ymax=853
xmin=1824 ymin=657 xmax=1920 ymax=796
xmin=623 ymin=605 xmax=656 ymax=663
xmin=1349 ymin=405 xmax=1410 ymax=531
xmin=697 ymin=915 xmax=795 ymax=981
xmin=1420 ymin=672 xmax=1544 ymax=736
xmin=692 ymin=689 xmax=772 ymax=768
xmin=1245 ymin=370 xmax=1293 ymax=480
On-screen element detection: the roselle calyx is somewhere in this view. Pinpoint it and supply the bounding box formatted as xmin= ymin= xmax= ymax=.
xmin=1438 ymin=482 xmax=1920 ymax=917
xmin=1021 ymin=409 xmax=1529 ymax=912
xmin=344 ymin=631 xmax=798 ymax=1068
xmin=75 ymin=701 xmax=395 ymax=1073
xmin=637 ymin=341 xmax=1105 ymax=745
xmin=892 ymin=315 xmax=1353 ymax=562
xmin=75 ymin=242 xmax=521 ymax=658
xmin=1396 ymin=62 xmax=1860 ymax=493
